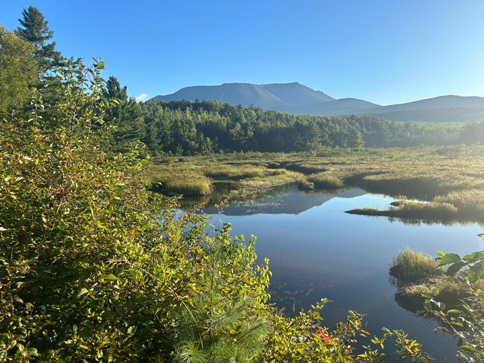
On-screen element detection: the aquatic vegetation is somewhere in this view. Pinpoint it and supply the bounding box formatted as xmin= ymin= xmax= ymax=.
xmin=389 ymin=248 xmax=443 ymax=281
xmin=205 ymin=164 xmax=266 ymax=180
xmin=347 ymin=200 xmax=459 ymax=222
xmin=390 ymin=247 xmax=484 ymax=362
xmin=161 ymin=175 xmax=212 ymax=196
xmin=307 ymin=172 xmax=344 ymax=189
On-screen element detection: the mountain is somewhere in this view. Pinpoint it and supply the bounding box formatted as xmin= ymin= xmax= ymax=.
xmin=155 ymin=83 xmax=281 ymax=109
xmin=154 ymin=82 xmax=336 ymax=112
xmin=153 ymin=83 xmax=484 ymax=122
xmin=260 ymin=82 xmax=334 ymax=104
xmin=362 ymin=95 xmax=484 ymax=122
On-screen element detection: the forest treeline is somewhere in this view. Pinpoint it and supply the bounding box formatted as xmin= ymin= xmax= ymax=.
xmin=109 ymin=91 xmax=483 ymax=156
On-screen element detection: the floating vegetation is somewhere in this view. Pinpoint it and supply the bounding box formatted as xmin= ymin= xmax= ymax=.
xmin=389 ymin=248 xmax=443 ymax=282
xmin=346 ymin=200 xmax=458 ymax=222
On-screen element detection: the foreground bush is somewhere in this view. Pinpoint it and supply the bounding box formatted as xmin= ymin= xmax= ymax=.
xmin=422 ymin=250 xmax=484 ymax=362
xmin=390 ymin=248 xmax=484 ymax=362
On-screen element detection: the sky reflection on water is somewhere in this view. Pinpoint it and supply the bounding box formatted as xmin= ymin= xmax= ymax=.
xmin=201 ymin=186 xmax=484 ymax=362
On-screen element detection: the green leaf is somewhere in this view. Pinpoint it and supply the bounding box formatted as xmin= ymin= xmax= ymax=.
xmin=446 ymin=261 xmax=467 ymax=277
xmin=469 ymin=261 xmax=484 ymax=279
xmin=77 ymin=288 xmax=89 ymax=298
xmin=451 ymin=321 xmax=464 ymax=328
xmin=462 ymin=251 xmax=484 ymax=261
xmin=438 ymin=253 xmax=461 ymax=266
xmin=447 ymin=309 xmax=462 ymax=316
xmin=459 ymin=345 xmax=476 ymax=353
xmin=104 ymin=273 xmax=119 ymax=281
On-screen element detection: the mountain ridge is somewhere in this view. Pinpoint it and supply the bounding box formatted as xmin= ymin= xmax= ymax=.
xmin=153 ymin=83 xmax=484 ymax=122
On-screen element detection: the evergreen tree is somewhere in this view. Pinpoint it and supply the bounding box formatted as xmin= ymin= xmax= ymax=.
xmin=102 ymin=76 xmax=147 ymax=154
xmin=16 ymin=6 xmax=62 ymax=72
xmin=103 ymin=76 xmax=128 ymax=101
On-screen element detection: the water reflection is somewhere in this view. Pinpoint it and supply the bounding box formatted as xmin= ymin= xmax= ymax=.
xmin=200 ymin=186 xmax=366 ymax=215
xmin=195 ymin=185 xmax=483 ymax=362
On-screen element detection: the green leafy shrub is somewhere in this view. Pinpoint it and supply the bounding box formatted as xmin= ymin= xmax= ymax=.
xmin=0 ymin=60 xmax=272 ymax=362
xmin=422 ymin=250 xmax=484 ymax=362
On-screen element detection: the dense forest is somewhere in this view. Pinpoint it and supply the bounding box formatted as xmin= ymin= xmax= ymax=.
xmin=106 ymin=85 xmax=483 ymax=156
xmin=1 ymin=6 xmax=482 ymax=362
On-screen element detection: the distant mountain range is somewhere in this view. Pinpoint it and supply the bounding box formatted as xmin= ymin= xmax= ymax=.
xmin=153 ymin=82 xmax=484 ymax=122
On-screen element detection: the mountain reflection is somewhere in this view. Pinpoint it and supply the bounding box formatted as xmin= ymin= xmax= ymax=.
xmin=198 ymin=185 xmax=367 ymax=216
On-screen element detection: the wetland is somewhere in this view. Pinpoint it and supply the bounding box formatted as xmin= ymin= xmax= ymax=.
xmin=145 ymin=145 xmax=484 ymax=362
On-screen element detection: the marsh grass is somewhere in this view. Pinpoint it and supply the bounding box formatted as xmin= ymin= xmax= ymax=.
xmin=346 ymin=201 xmax=457 ymax=221
xmin=307 ymin=173 xmax=344 ymax=189
xmin=284 ymin=163 xmax=328 ymax=174
xmin=395 ymin=276 xmax=484 ymax=312
xmin=435 ymin=189 xmax=484 ymax=217
xmin=161 ymin=176 xmax=212 ymax=196
xmin=238 ymin=169 xmax=304 ymax=189
xmin=140 ymin=163 xmax=212 ymax=196
xmin=389 ymin=248 xmax=443 ymax=282
xmin=204 ymin=164 xmax=265 ymax=180
xmin=395 ymin=201 xmax=457 ymax=220
xmin=143 ymin=146 xmax=484 ymax=222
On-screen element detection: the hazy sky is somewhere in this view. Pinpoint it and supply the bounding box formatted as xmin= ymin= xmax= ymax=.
xmin=2 ymin=1 xmax=484 ymax=105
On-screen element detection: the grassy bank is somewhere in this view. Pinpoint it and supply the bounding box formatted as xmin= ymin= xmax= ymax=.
xmin=389 ymin=248 xmax=484 ymax=315
xmin=142 ymin=145 xmax=484 ymax=223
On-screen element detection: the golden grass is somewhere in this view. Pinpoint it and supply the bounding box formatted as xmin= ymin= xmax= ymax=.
xmin=141 ymin=145 xmax=484 ymax=221
xmin=238 ymin=169 xmax=304 ymax=189
xmin=161 ymin=176 xmax=212 ymax=196
xmin=204 ymin=164 xmax=265 ymax=180
xmin=389 ymin=248 xmax=443 ymax=281
xmin=307 ymin=173 xmax=344 ymax=189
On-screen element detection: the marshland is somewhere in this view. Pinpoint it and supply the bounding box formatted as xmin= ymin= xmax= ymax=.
xmin=142 ymin=145 xmax=484 ymax=362
xmin=143 ymin=145 xmax=484 ymax=224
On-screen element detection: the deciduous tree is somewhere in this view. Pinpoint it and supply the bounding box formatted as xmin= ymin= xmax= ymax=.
xmin=0 ymin=25 xmax=38 ymax=114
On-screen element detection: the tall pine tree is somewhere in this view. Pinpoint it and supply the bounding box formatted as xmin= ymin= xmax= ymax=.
xmin=102 ymin=76 xmax=147 ymax=154
xmin=16 ymin=6 xmax=62 ymax=73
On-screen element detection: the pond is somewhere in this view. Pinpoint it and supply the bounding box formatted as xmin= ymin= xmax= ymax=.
xmin=196 ymin=185 xmax=484 ymax=362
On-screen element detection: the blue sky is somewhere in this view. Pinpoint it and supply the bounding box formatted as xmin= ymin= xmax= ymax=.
xmin=2 ymin=0 xmax=484 ymax=105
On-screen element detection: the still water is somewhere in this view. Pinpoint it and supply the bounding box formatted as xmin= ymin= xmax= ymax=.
xmin=198 ymin=185 xmax=484 ymax=362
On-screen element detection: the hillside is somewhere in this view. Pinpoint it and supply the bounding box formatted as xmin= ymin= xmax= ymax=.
xmin=153 ymin=83 xmax=484 ymax=122
xmin=363 ymin=95 xmax=484 ymax=122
